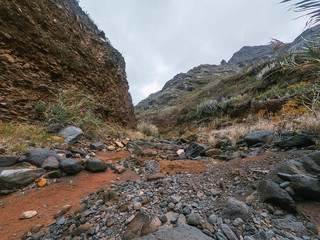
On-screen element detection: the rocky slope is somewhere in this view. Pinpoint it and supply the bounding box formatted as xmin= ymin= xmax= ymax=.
xmin=0 ymin=0 xmax=136 ymax=127
xmin=135 ymin=25 xmax=320 ymax=130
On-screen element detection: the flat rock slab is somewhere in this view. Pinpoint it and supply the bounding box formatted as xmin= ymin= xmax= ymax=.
xmin=0 ymin=168 xmax=45 ymax=190
xmin=133 ymin=224 xmax=214 ymax=240
xmin=185 ymin=142 xmax=209 ymax=158
xmin=245 ymin=129 xmax=275 ymax=145
xmin=276 ymin=134 xmax=315 ymax=148
xmin=0 ymin=155 xmax=18 ymax=167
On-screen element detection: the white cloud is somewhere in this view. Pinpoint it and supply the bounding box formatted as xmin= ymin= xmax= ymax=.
xmin=79 ymin=0 xmax=309 ymax=105
xmin=142 ymin=82 xmax=161 ymax=97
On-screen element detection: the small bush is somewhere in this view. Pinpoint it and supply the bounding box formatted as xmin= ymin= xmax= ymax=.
xmin=38 ymin=89 xmax=103 ymax=131
xmin=196 ymin=98 xmax=232 ymax=118
xmin=137 ymin=122 xmax=158 ymax=136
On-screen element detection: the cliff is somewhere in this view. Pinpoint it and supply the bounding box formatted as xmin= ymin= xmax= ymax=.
xmin=0 ymin=0 xmax=136 ymax=128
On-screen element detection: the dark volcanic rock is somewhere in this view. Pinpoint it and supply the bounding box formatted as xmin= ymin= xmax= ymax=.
xmin=265 ymin=160 xmax=306 ymax=184
xmin=41 ymin=156 xmax=60 ymax=170
xmin=46 ymin=123 xmax=63 ymax=133
xmin=244 ymin=130 xmax=275 ymax=145
xmin=134 ymin=224 xmax=214 ymax=240
xmin=25 ymin=149 xmax=60 ymax=167
xmin=258 ymin=179 xmax=296 ymax=212
xmin=185 ymin=142 xmax=209 ymax=159
xmin=276 ymin=134 xmax=315 ymax=148
xmin=0 ymin=155 xmax=18 ymax=167
xmin=59 ymin=158 xmax=83 ymax=175
xmin=84 ymin=159 xmax=108 ymax=172
xmin=0 ymin=168 xmax=45 ymax=190
xmin=290 ymin=174 xmax=320 ymax=200
xmin=89 ymin=142 xmax=105 ymax=151
xmin=221 ymin=198 xmax=252 ymax=221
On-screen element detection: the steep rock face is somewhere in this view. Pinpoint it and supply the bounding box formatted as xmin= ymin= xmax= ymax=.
xmin=135 ymin=25 xmax=320 ymax=129
xmin=0 ymin=0 xmax=136 ymax=127
xmin=136 ymin=64 xmax=237 ymax=110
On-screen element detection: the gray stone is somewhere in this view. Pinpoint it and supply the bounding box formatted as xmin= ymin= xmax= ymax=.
xmin=169 ymin=195 xmax=181 ymax=204
xmin=0 ymin=168 xmax=45 ymax=190
xmin=84 ymin=159 xmax=108 ymax=172
xmin=216 ymin=231 xmax=228 ymax=240
xmin=133 ymin=224 xmax=214 ymax=240
xmin=89 ymin=142 xmax=105 ymax=151
xmin=208 ymin=214 xmax=218 ymax=224
xmin=258 ymin=179 xmax=296 ymax=212
xmin=25 ymin=149 xmax=60 ymax=167
xmin=290 ymin=174 xmax=320 ymax=200
xmin=273 ymin=215 xmax=307 ymax=235
xmin=220 ymin=224 xmax=239 ymax=240
xmin=46 ymin=123 xmax=63 ymax=133
xmin=276 ymin=134 xmax=315 ymax=148
xmin=60 ymin=158 xmax=83 ymax=175
xmin=187 ymin=213 xmax=202 ymax=226
xmin=306 ymin=222 xmax=318 ymax=235
xmin=0 ymin=155 xmax=18 ymax=167
xmin=221 ymin=198 xmax=252 ymax=221
xmin=205 ymin=149 xmax=223 ymax=157
xmin=244 ymin=130 xmax=275 ymax=145
xmin=41 ymin=156 xmax=60 ymax=170
xmin=185 ymin=142 xmax=209 ymax=159
xmin=58 ymin=126 xmax=83 ymax=143
xmin=265 ymin=160 xmax=306 ymax=184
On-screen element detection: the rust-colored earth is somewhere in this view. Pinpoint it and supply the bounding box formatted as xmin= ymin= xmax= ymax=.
xmin=96 ymin=151 xmax=130 ymax=163
xmin=0 ymin=151 xmax=137 ymax=240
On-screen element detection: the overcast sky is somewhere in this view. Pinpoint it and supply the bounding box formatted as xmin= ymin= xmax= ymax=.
xmin=79 ymin=0 xmax=308 ymax=105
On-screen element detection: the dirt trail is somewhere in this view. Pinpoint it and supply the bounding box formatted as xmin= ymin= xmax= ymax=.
xmin=0 ymin=152 xmax=137 ymax=240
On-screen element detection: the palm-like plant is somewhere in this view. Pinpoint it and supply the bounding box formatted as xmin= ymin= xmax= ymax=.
xmin=281 ymin=0 xmax=320 ymax=26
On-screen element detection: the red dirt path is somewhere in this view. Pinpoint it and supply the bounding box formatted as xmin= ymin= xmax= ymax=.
xmin=0 ymin=151 xmax=137 ymax=240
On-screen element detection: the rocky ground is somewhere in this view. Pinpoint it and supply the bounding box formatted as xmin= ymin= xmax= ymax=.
xmin=0 ymin=126 xmax=319 ymax=240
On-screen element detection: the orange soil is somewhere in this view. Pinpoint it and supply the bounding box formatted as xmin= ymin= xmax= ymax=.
xmin=96 ymin=151 xmax=130 ymax=162
xmin=0 ymin=151 xmax=137 ymax=240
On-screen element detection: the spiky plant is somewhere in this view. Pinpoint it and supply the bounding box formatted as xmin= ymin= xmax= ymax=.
xmin=281 ymin=0 xmax=320 ymax=26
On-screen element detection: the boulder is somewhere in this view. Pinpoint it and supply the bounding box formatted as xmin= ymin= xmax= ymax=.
xmin=244 ymin=130 xmax=275 ymax=145
xmin=0 ymin=168 xmax=45 ymax=190
xmin=84 ymin=159 xmax=108 ymax=172
xmin=89 ymin=142 xmax=105 ymax=151
xmin=290 ymin=174 xmax=320 ymax=200
xmin=221 ymin=198 xmax=252 ymax=221
xmin=186 ymin=213 xmax=202 ymax=226
xmin=205 ymin=149 xmax=223 ymax=157
xmin=41 ymin=156 xmax=60 ymax=170
xmin=0 ymin=155 xmax=18 ymax=167
xmin=58 ymin=126 xmax=83 ymax=143
xmin=258 ymin=179 xmax=296 ymax=212
xmin=25 ymin=149 xmax=60 ymax=167
xmin=46 ymin=123 xmax=63 ymax=133
xmin=276 ymin=134 xmax=315 ymax=148
xmin=59 ymin=158 xmax=83 ymax=175
xmin=265 ymin=160 xmax=306 ymax=184
xmin=133 ymin=224 xmax=214 ymax=240
xmin=123 ymin=212 xmax=150 ymax=240
xmin=185 ymin=142 xmax=209 ymax=159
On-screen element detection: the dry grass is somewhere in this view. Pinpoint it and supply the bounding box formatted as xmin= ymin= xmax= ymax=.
xmin=206 ymin=112 xmax=320 ymax=147
xmin=0 ymin=121 xmax=52 ymax=153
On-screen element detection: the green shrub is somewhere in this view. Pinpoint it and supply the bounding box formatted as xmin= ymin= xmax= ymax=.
xmin=38 ymin=89 xmax=103 ymax=131
xmin=137 ymin=122 xmax=158 ymax=136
